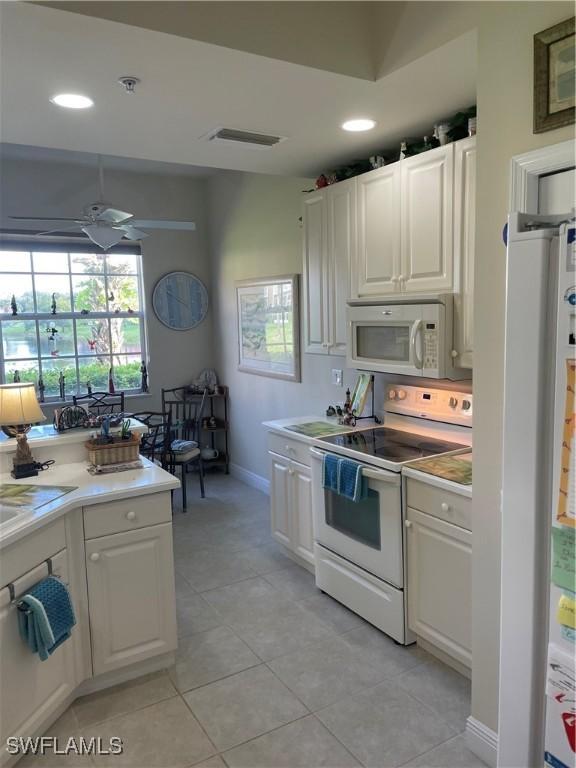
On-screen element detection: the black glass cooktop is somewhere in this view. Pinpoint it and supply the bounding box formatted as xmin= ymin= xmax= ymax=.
xmin=319 ymin=427 xmax=468 ymax=463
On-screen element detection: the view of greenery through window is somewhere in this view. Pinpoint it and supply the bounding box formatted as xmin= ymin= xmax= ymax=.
xmin=0 ymin=247 xmax=146 ymax=399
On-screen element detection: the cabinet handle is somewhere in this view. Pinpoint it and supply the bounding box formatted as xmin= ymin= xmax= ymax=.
xmin=322 ymin=342 xmax=330 ymax=348
xmin=90 ymin=552 xmax=100 ymax=562
xmin=440 ymin=502 xmax=451 ymax=513
xmin=404 ymin=520 xmax=412 ymax=529
xmin=126 ymin=510 xmax=137 ymax=521
xmin=451 ymin=349 xmax=458 ymax=358
xmin=288 ymin=468 xmax=294 ymax=476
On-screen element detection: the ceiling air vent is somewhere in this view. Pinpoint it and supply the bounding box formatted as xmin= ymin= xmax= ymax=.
xmin=204 ymin=127 xmax=287 ymax=150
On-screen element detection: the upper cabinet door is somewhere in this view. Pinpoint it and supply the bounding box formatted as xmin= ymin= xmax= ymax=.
xmin=354 ymin=165 xmax=401 ymax=298
xmin=453 ymin=137 xmax=476 ymax=369
xmin=327 ymin=178 xmax=356 ymax=355
xmin=302 ymin=191 xmax=330 ymax=354
xmin=400 ymin=145 xmax=454 ymax=293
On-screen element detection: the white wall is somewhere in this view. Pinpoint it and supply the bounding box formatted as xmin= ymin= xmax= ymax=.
xmin=0 ymin=156 xmax=214 ymax=413
xmin=472 ymin=1 xmax=575 ymax=736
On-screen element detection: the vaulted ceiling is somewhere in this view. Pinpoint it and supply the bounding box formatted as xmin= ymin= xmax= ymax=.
xmin=1 ymin=2 xmax=478 ymax=176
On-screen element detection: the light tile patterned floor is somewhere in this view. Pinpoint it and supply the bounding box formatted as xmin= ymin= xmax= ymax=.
xmin=24 ymin=475 xmax=485 ymax=768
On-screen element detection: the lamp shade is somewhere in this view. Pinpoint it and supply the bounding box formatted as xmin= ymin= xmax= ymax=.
xmin=0 ymin=383 xmax=46 ymax=426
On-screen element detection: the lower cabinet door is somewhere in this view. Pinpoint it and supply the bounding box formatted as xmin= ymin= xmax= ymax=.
xmin=406 ymin=507 xmax=472 ymax=668
xmin=85 ymin=523 xmax=177 ymax=676
xmin=270 ymin=452 xmax=292 ymax=549
xmin=0 ymin=550 xmax=76 ymax=762
xmin=291 ymin=461 xmax=314 ymax=566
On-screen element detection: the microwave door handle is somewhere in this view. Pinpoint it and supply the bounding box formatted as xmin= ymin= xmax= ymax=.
xmin=410 ymin=319 xmax=424 ymax=370
xmin=309 ymin=447 xmax=399 ymax=485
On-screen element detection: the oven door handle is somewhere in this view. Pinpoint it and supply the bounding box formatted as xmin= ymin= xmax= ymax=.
xmin=309 ymin=447 xmax=400 ymax=485
xmin=410 ymin=319 xmax=424 ymax=370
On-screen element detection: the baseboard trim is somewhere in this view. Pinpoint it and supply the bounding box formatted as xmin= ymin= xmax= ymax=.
xmin=466 ymin=716 xmax=498 ymax=767
xmin=229 ymin=462 xmax=270 ymax=495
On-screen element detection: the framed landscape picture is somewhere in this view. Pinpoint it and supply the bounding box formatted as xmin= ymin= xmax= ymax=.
xmin=534 ymin=16 xmax=575 ymax=133
xmin=236 ymin=275 xmax=300 ymax=382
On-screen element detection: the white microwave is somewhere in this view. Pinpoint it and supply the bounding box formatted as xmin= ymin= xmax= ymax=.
xmin=347 ymin=294 xmax=467 ymax=379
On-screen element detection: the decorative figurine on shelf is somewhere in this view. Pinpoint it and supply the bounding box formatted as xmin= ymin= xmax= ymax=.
xmin=108 ymin=292 xmax=115 ymax=303
xmin=108 ymin=367 xmax=115 ymax=394
xmin=338 ymin=388 xmax=357 ymax=427
xmin=14 ymin=432 xmax=35 ymax=467
xmin=87 ymin=380 xmax=92 ymax=396
xmin=369 ymin=155 xmax=386 ymax=170
xmin=140 ymin=361 xmax=149 ymax=393
xmin=50 ymin=293 xmax=57 ymax=315
xmin=10 ymin=294 xmax=17 ymax=316
xmin=13 ymin=370 xmax=21 ymax=383
xmin=46 ymin=325 xmax=58 ymax=342
xmin=127 ymin=308 xmax=134 ymax=314
xmin=38 ymin=376 xmax=45 ymax=403
xmin=58 ymin=371 xmax=65 ymax=401
xmin=326 ymin=405 xmax=336 ymax=417
xmin=399 ymin=141 xmax=408 ymax=160
xmin=80 ymin=309 xmax=90 ymax=315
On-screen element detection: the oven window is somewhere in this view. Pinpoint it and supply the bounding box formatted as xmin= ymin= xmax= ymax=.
xmin=324 ymin=489 xmax=381 ymax=550
xmin=356 ymin=325 xmax=410 ymax=362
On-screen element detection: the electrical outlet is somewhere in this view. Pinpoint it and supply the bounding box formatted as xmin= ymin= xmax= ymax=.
xmin=331 ymin=369 xmax=343 ymax=386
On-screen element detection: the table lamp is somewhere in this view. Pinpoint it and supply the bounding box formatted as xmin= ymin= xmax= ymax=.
xmin=0 ymin=383 xmax=46 ymax=478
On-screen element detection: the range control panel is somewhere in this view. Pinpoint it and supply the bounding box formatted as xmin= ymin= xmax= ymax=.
xmin=384 ymin=384 xmax=473 ymax=427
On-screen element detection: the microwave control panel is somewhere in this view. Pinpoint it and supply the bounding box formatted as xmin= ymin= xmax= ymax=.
xmin=385 ymin=384 xmax=473 ymax=426
xmin=423 ymin=323 xmax=439 ymax=369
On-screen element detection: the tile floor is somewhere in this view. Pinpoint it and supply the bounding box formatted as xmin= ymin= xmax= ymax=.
xmin=25 ymin=475 xmax=486 ymax=768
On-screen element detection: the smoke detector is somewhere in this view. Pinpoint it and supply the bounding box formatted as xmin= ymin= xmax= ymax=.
xmin=118 ymin=76 xmax=140 ymax=94
xmin=203 ymin=126 xmax=287 ymax=150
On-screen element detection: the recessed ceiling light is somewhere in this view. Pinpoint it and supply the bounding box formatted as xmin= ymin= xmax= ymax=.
xmin=50 ymin=93 xmax=94 ymax=109
xmin=341 ymin=118 xmax=376 ymax=132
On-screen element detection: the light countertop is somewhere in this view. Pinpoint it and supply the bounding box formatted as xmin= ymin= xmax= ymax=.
xmin=403 ymin=452 xmax=473 ymax=498
xmin=0 ymin=458 xmax=179 ymax=550
xmin=263 ymin=415 xmax=379 ymax=444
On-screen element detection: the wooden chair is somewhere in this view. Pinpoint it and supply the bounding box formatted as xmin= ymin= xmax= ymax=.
xmin=73 ymin=391 xmax=125 ymax=415
xmin=162 ymin=386 xmax=208 ymax=509
xmin=128 ymin=411 xmax=170 ymax=469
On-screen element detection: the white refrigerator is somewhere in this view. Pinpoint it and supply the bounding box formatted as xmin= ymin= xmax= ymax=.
xmin=499 ymin=212 xmax=575 ymax=768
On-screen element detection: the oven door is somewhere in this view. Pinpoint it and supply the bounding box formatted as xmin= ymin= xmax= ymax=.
xmin=310 ymin=448 xmax=403 ymax=587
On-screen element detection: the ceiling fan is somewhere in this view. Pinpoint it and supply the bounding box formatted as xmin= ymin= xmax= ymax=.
xmin=9 ymin=156 xmax=196 ymax=250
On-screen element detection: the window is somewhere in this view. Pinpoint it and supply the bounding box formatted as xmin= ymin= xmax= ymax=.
xmin=0 ymin=243 xmax=147 ymax=400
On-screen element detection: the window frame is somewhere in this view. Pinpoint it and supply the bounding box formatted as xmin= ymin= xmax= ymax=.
xmin=0 ymin=238 xmax=148 ymax=402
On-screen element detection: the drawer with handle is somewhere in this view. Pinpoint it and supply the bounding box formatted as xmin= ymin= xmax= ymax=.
xmin=267 ymin=432 xmax=312 ymax=467
xmin=406 ymin=478 xmax=471 ymax=531
xmin=83 ymin=492 xmax=172 ymax=540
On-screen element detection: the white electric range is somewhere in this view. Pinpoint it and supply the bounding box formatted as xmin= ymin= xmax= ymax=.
xmin=309 ymin=383 xmax=472 ymax=645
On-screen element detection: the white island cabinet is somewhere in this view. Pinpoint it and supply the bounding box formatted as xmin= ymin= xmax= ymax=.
xmin=0 ymin=438 xmax=179 ymax=768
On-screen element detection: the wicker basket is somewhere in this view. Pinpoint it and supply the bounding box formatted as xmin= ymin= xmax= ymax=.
xmin=86 ymin=434 xmax=141 ymax=466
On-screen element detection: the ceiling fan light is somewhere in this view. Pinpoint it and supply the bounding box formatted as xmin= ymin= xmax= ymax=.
xmin=81 ymin=224 xmax=125 ymax=250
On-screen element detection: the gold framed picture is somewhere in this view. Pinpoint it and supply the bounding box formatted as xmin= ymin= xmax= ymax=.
xmin=534 ymin=16 xmax=575 ymax=133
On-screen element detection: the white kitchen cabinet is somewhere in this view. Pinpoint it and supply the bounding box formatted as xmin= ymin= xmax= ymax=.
xmin=302 ymin=191 xmax=329 ymax=354
xmin=354 ymin=164 xmax=401 ymax=298
xmin=452 ymin=136 xmax=476 ymax=369
xmin=327 ymin=178 xmax=356 ymax=354
xmin=269 ymin=446 xmax=314 ymax=567
xmin=400 ymin=144 xmax=454 ymax=293
xmin=270 ymin=452 xmax=292 ymax=549
xmin=0 ymin=550 xmax=76 ymax=764
xmin=406 ymin=505 xmax=472 ymax=669
xmin=302 ymin=179 xmax=355 ymax=356
xmin=85 ymin=522 xmax=177 ymax=676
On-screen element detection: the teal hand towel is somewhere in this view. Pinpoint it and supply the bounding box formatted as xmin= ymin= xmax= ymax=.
xmin=18 ymin=576 xmax=76 ymax=661
xmin=338 ymin=458 xmax=367 ymax=503
xmin=322 ymin=453 xmax=339 ymax=492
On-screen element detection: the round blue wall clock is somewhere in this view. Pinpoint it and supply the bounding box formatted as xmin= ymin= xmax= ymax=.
xmin=152 ymin=271 xmax=209 ymax=330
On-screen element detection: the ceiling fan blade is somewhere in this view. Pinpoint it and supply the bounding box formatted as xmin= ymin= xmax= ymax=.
xmin=35 ymin=225 xmax=83 ymax=236
xmin=117 ymin=225 xmax=149 ymax=240
xmin=129 ymin=219 xmax=196 ymax=231
xmin=82 ymin=224 xmax=126 ymax=250
xmin=9 ymin=215 xmax=83 ymax=222
xmin=98 ymin=207 xmax=133 ymax=224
